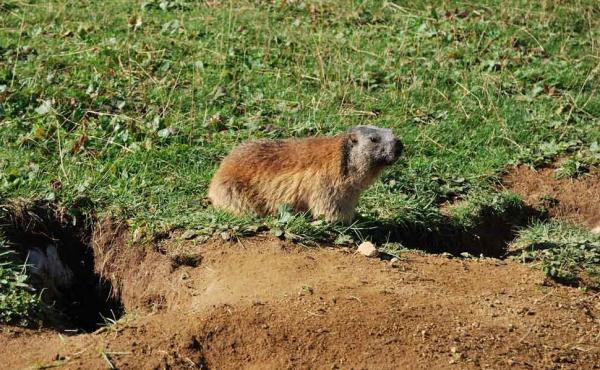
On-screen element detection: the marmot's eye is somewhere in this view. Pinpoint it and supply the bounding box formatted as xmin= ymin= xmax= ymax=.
xmin=370 ymin=136 xmax=380 ymax=143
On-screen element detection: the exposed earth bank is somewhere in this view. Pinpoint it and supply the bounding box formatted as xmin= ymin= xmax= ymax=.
xmin=2 ymin=235 xmax=599 ymax=370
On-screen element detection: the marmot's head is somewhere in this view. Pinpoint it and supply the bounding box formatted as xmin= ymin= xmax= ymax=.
xmin=346 ymin=125 xmax=403 ymax=171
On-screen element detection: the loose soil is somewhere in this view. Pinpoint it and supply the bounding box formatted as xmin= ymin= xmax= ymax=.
xmin=2 ymin=236 xmax=599 ymax=370
xmin=503 ymin=166 xmax=600 ymax=231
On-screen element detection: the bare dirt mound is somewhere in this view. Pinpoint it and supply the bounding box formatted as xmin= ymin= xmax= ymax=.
xmin=504 ymin=166 xmax=600 ymax=231
xmin=2 ymin=237 xmax=599 ymax=370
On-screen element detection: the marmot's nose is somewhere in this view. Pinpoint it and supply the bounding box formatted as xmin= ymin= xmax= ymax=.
xmin=394 ymin=139 xmax=404 ymax=156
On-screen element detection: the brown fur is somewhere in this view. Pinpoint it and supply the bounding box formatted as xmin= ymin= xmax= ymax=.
xmin=208 ymin=133 xmax=391 ymax=223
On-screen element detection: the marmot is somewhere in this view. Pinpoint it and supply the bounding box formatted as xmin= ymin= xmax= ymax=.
xmin=208 ymin=125 xmax=403 ymax=223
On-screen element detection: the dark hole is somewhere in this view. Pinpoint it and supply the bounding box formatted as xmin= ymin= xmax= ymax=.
xmin=354 ymin=202 xmax=545 ymax=258
xmin=1 ymin=203 xmax=124 ymax=332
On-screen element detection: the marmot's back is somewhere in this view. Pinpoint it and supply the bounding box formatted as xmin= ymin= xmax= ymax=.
xmin=208 ymin=136 xmax=344 ymax=217
xmin=208 ymin=126 xmax=402 ymax=223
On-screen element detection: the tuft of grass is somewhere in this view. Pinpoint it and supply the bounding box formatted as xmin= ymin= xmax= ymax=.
xmin=446 ymin=190 xmax=526 ymax=229
xmin=266 ymin=205 xmax=339 ymax=245
xmin=511 ymin=221 xmax=600 ymax=287
xmin=0 ymin=238 xmax=40 ymax=325
xmin=554 ymin=141 xmax=600 ymax=179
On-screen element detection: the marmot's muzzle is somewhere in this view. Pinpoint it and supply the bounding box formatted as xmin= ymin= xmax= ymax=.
xmin=394 ymin=139 xmax=404 ymax=157
xmin=383 ymin=138 xmax=403 ymax=164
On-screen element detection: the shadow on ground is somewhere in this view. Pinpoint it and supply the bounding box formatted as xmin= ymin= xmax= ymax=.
xmin=355 ymin=203 xmax=545 ymax=258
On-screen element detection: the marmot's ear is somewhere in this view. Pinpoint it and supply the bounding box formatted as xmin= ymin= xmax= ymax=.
xmin=341 ymin=134 xmax=354 ymax=176
xmin=348 ymin=133 xmax=358 ymax=145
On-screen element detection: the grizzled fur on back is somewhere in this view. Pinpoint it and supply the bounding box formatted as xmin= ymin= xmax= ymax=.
xmin=208 ymin=125 xmax=402 ymax=223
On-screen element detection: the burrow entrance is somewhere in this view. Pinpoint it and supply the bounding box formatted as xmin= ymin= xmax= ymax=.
xmin=1 ymin=201 xmax=124 ymax=332
xmin=346 ymin=196 xmax=543 ymax=259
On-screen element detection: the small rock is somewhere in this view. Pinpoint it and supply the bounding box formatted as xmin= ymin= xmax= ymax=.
xmin=301 ymin=285 xmax=314 ymax=295
xmin=591 ymin=224 xmax=600 ymax=234
xmin=390 ymin=257 xmax=401 ymax=268
xmin=271 ymin=228 xmax=284 ymax=238
xmin=132 ymin=228 xmax=145 ymax=243
xmin=181 ymin=229 xmax=198 ymax=240
xmin=220 ymin=231 xmax=232 ymax=241
xmin=357 ymin=241 xmax=379 ymax=258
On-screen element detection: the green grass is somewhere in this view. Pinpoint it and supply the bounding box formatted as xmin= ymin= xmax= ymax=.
xmin=0 ymin=238 xmax=40 ymax=325
xmin=0 ymin=0 xmax=600 ymax=319
xmin=512 ymin=220 xmax=600 ymax=288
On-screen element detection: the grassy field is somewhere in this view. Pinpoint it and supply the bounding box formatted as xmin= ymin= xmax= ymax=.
xmin=1 ymin=0 xmax=599 ymax=323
